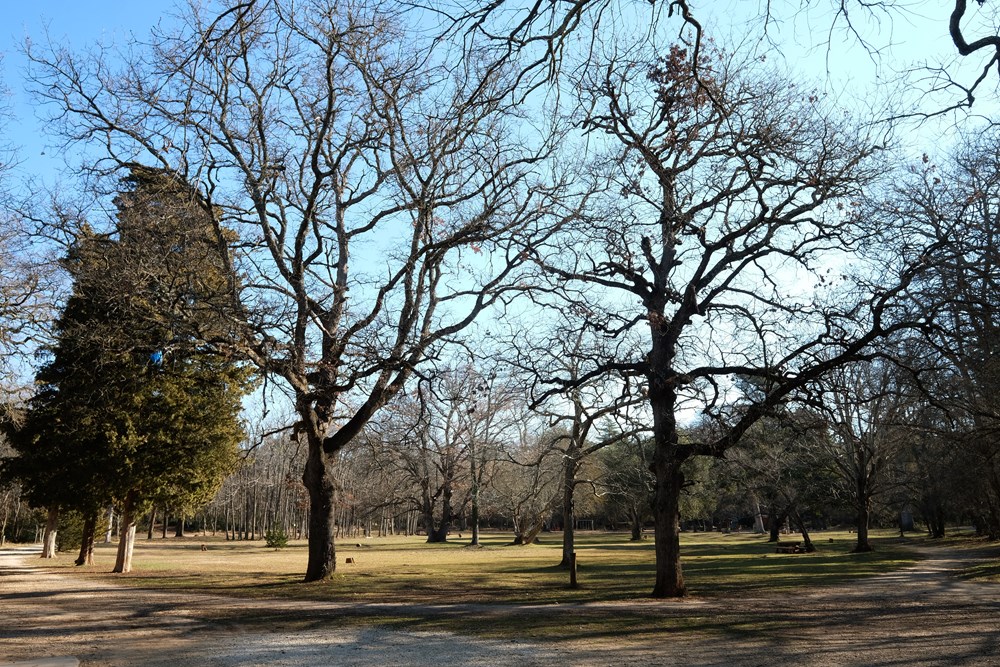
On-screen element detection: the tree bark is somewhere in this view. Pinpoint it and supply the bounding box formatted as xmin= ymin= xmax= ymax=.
xmin=40 ymin=506 xmax=59 ymax=558
xmin=768 ymin=507 xmax=787 ymax=543
xmin=302 ymin=437 xmax=336 ymax=581
xmin=511 ymin=520 xmax=544 ymax=545
xmin=791 ymin=508 xmax=816 ymax=553
xmin=629 ymin=507 xmax=643 ymax=541
xmin=854 ymin=499 xmax=873 ymax=552
xmin=112 ymin=493 xmax=138 ymax=573
xmin=854 ymin=460 xmax=873 ymax=552
xmin=559 ymin=452 xmax=577 ymax=567
xmin=75 ymin=512 xmax=97 ymax=566
xmin=104 ymin=506 xmax=114 ymax=543
xmin=426 ymin=482 xmax=453 ymax=543
xmin=651 ymin=457 xmax=686 ymax=597
xmin=469 ymin=448 xmax=480 ymax=547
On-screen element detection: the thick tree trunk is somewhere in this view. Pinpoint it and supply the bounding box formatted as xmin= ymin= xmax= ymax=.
xmin=302 ymin=438 xmax=336 ymax=582
xmin=75 ymin=512 xmax=97 ymax=566
xmin=112 ymin=493 xmax=138 ymax=573
xmin=40 ymin=506 xmax=59 ymax=558
xmin=559 ymin=454 xmax=577 ymax=567
xmin=146 ymin=507 xmax=155 ymax=540
xmin=175 ymin=512 xmax=185 ymax=537
xmin=651 ymin=458 xmax=686 ymax=597
xmin=854 ymin=500 xmax=872 ymax=552
xmin=427 ymin=484 xmax=453 ymax=543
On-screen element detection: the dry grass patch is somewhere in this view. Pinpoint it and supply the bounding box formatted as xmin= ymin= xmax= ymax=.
xmin=39 ymin=529 xmax=917 ymax=607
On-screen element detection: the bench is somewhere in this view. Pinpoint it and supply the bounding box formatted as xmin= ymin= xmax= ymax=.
xmin=775 ymin=541 xmax=804 ymax=554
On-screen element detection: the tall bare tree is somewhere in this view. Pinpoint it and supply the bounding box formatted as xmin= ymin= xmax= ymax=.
xmin=534 ymin=43 xmax=932 ymax=597
xmin=26 ymin=0 xmax=578 ymax=580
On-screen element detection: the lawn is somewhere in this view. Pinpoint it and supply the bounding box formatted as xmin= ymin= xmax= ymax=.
xmin=20 ymin=529 xmax=930 ymax=641
xmin=45 ymin=528 xmax=917 ymax=606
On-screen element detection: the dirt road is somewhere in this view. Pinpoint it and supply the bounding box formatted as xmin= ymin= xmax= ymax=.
xmin=2 ymin=543 xmax=1000 ymax=666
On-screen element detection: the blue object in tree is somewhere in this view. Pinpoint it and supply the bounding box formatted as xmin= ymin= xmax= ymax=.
xmin=150 ymin=350 xmax=164 ymax=366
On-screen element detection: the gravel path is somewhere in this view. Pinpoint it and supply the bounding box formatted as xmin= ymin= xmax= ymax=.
xmin=3 ymin=543 xmax=1000 ymax=665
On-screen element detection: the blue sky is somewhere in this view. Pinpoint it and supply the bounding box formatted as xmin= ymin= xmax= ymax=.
xmin=3 ymin=1 xmax=177 ymax=180
xmin=0 ymin=1 xmax=986 ymax=188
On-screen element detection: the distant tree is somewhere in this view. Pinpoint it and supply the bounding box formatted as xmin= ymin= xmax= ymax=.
xmin=598 ymin=436 xmax=655 ymax=541
xmin=513 ymin=315 xmax=648 ymax=565
xmin=809 ymin=360 xmax=914 ymax=552
xmin=888 ymin=131 xmax=1000 ymax=539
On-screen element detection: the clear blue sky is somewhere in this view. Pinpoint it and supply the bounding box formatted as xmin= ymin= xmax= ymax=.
xmin=3 ymin=1 xmax=177 ymax=181
xmin=0 ymin=0 xmax=984 ymax=185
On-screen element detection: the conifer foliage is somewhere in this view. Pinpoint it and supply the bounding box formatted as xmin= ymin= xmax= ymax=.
xmin=5 ymin=166 xmax=251 ymax=571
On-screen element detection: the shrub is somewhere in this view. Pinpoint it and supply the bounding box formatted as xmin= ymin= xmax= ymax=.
xmin=265 ymin=529 xmax=289 ymax=549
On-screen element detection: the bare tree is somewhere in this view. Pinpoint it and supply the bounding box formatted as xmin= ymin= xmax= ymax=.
xmin=533 ymin=42 xmax=932 ymax=597
xmin=516 ymin=318 xmax=648 ymax=566
xmin=26 ymin=0 xmax=579 ymax=581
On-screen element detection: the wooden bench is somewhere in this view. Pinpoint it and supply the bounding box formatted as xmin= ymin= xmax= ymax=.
xmin=775 ymin=541 xmax=804 ymax=554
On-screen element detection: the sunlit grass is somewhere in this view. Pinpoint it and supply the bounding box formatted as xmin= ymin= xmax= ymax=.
xmin=41 ymin=528 xmax=918 ymax=607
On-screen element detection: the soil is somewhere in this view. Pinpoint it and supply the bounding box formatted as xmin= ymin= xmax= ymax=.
xmin=2 ymin=542 xmax=1000 ymax=666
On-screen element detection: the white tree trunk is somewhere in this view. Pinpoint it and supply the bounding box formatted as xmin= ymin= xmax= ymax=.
xmin=112 ymin=494 xmax=138 ymax=573
xmin=40 ymin=506 xmax=59 ymax=558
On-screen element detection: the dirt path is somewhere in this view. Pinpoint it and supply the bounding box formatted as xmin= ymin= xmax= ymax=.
xmin=3 ymin=543 xmax=1000 ymax=666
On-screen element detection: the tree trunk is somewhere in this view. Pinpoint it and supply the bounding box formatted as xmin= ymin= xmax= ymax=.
xmin=854 ymin=461 xmax=873 ymax=552
xmin=302 ymin=437 xmax=336 ymax=582
xmin=469 ymin=449 xmax=480 ymax=547
xmin=854 ymin=500 xmax=873 ymax=552
xmin=559 ymin=452 xmax=577 ymax=567
xmin=40 ymin=506 xmax=59 ymax=559
xmin=791 ymin=508 xmax=816 ymax=553
xmin=104 ymin=506 xmax=114 ymax=543
xmin=629 ymin=506 xmax=643 ymax=541
xmin=768 ymin=507 xmax=787 ymax=543
xmin=175 ymin=512 xmax=185 ymax=537
xmin=512 ymin=519 xmax=544 ymax=545
xmin=751 ymin=493 xmax=766 ymax=534
xmin=112 ymin=493 xmax=138 ymax=573
xmin=75 ymin=512 xmax=97 ymax=566
xmin=146 ymin=507 xmax=155 ymax=540
xmin=651 ymin=457 xmax=686 ymax=597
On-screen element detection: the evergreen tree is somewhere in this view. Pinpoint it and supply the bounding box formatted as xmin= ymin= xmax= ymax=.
xmin=5 ymin=166 xmax=250 ymax=570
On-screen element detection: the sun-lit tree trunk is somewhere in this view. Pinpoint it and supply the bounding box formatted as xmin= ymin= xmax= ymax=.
xmin=112 ymin=493 xmax=138 ymax=573
xmin=40 ymin=505 xmax=58 ymax=558
xmin=469 ymin=450 xmax=481 ymax=547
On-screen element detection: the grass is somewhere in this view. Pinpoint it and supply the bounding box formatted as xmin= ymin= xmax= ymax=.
xmin=26 ymin=529 xmax=927 ymax=640
xmin=45 ymin=529 xmax=916 ymax=605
